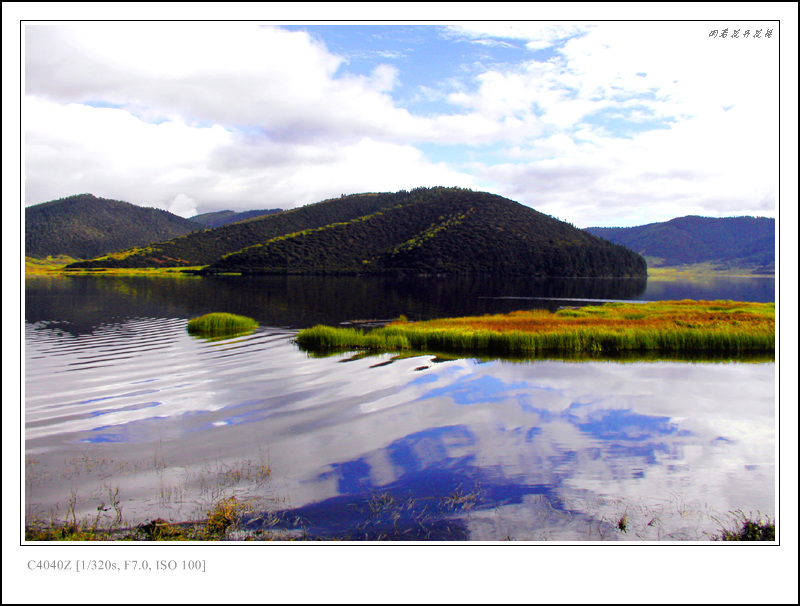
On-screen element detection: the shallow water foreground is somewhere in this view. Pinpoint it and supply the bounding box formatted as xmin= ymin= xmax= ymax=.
xmin=25 ymin=315 xmax=774 ymax=541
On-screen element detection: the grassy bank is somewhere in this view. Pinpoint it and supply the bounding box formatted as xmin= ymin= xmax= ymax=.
xmin=44 ymin=267 xmax=205 ymax=276
xmin=24 ymin=496 xmax=294 ymax=542
xmin=296 ymin=300 xmax=775 ymax=359
xmin=647 ymin=264 xmax=774 ymax=279
xmin=25 ymin=257 xmax=204 ymax=276
xmin=25 ymin=255 xmax=81 ymax=274
xmin=24 ymin=495 xmax=776 ymax=542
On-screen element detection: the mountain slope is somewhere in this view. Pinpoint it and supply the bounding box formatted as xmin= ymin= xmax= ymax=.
xmin=189 ymin=208 xmax=283 ymax=229
xmin=67 ymin=187 xmax=646 ymax=277
xmin=25 ymin=194 xmax=199 ymax=259
xmin=585 ymin=216 xmax=775 ymax=271
xmin=206 ymin=187 xmax=647 ymax=277
xmin=68 ymin=192 xmax=410 ymax=268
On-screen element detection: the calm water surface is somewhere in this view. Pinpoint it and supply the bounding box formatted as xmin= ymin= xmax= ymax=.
xmin=24 ymin=275 xmax=775 ymax=540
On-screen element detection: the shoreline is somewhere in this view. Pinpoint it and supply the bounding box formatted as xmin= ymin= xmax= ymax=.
xmin=25 ymin=259 xmax=775 ymax=279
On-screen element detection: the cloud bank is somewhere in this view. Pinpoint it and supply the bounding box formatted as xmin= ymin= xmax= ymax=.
xmin=24 ymin=22 xmax=779 ymax=226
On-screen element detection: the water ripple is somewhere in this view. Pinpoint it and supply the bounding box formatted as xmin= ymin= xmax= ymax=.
xmin=25 ymin=318 xmax=299 ymax=441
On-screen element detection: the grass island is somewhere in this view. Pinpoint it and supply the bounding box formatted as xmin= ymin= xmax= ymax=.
xmin=187 ymin=312 xmax=258 ymax=338
xmin=296 ymin=300 xmax=775 ymax=360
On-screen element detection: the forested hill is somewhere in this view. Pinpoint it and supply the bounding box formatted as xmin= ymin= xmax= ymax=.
xmin=25 ymin=194 xmax=199 ymax=259
xmin=68 ymin=191 xmax=421 ymax=268
xmin=189 ymin=208 xmax=283 ymax=229
xmin=70 ymin=187 xmax=646 ymax=278
xmin=585 ymin=216 xmax=775 ymax=271
xmin=207 ymin=188 xmax=646 ymax=277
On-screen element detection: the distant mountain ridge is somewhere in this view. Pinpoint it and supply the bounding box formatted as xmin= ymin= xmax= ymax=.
xmin=25 ymin=194 xmax=199 ymax=259
xmin=584 ymin=216 xmax=775 ymax=272
xmin=68 ymin=187 xmax=647 ymax=278
xmin=189 ymin=208 xmax=283 ymax=229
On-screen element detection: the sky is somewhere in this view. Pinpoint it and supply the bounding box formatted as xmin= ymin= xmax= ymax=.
xmin=14 ymin=14 xmax=793 ymax=228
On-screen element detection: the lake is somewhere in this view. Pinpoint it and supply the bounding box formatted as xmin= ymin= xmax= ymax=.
xmin=24 ymin=274 xmax=776 ymax=541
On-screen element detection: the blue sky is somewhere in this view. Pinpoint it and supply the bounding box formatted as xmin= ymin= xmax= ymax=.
xmin=15 ymin=16 xmax=788 ymax=227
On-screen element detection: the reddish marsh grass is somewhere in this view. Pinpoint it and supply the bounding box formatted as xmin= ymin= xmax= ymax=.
xmin=296 ymin=300 xmax=774 ymax=358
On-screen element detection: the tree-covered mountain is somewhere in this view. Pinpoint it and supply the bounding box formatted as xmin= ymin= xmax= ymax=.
xmin=25 ymin=194 xmax=199 ymax=259
xmin=69 ymin=187 xmax=647 ymax=278
xmin=68 ymin=191 xmax=416 ymax=268
xmin=188 ymin=208 xmax=283 ymax=229
xmin=585 ymin=216 xmax=775 ymax=272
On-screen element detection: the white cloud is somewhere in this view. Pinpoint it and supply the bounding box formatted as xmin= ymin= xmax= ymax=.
xmin=25 ymin=23 xmax=433 ymax=146
xmin=166 ymin=194 xmax=198 ymax=218
xmin=24 ymin=97 xmax=231 ymax=208
xmin=369 ymin=63 xmax=399 ymax=92
xmin=479 ymin=108 xmax=777 ymax=227
xmin=229 ymin=137 xmax=479 ymax=208
xmin=26 ymin=24 xmax=339 ymax=126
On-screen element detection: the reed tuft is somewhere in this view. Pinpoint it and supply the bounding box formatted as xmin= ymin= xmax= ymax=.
xmin=187 ymin=312 xmax=258 ymax=337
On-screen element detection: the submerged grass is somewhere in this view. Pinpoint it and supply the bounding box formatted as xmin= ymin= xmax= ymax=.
xmin=296 ymin=300 xmax=774 ymax=360
xmin=24 ymin=452 xmax=776 ymax=542
xmin=187 ymin=312 xmax=258 ymax=338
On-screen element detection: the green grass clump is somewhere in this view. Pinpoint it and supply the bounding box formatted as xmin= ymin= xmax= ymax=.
xmin=205 ymin=497 xmax=251 ymax=535
xmin=187 ymin=312 xmax=258 ymax=337
xmin=716 ymin=512 xmax=776 ymax=541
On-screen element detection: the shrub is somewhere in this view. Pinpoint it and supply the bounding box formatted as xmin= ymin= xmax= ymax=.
xmin=717 ymin=512 xmax=776 ymax=541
